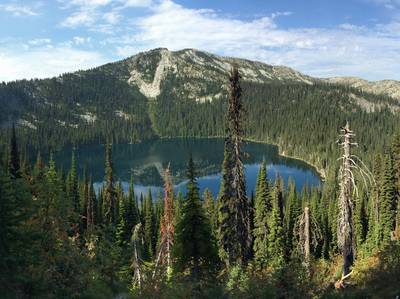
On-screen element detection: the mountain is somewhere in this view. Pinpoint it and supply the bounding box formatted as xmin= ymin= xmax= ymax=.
xmin=0 ymin=48 xmax=399 ymax=172
xmin=324 ymin=77 xmax=400 ymax=102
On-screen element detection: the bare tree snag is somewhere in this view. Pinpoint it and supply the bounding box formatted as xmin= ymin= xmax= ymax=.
xmin=304 ymin=207 xmax=311 ymax=264
xmin=295 ymin=206 xmax=321 ymax=270
xmin=131 ymin=223 xmax=145 ymax=289
xmin=336 ymin=122 xmax=373 ymax=288
xmin=153 ymin=165 xmax=174 ymax=278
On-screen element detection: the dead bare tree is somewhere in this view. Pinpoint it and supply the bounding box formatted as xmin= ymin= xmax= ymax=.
xmin=294 ymin=206 xmax=321 ymax=270
xmin=336 ymin=122 xmax=374 ymax=288
xmin=153 ymin=165 xmax=174 ymax=279
xmin=131 ymin=223 xmax=145 ymax=290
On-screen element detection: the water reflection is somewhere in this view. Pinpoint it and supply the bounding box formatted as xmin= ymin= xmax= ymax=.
xmin=54 ymin=138 xmax=321 ymax=198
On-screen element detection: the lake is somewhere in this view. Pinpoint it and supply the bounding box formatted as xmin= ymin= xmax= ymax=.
xmin=54 ymin=138 xmax=321 ymax=198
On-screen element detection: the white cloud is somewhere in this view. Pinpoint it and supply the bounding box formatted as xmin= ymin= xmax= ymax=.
xmin=61 ymin=9 xmax=97 ymax=27
xmin=28 ymin=38 xmax=52 ymax=46
xmin=122 ymin=0 xmax=152 ymax=7
xmin=103 ymin=10 xmax=121 ymax=24
xmin=73 ymin=36 xmax=92 ymax=44
xmin=111 ymin=0 xmax=400 ymax=80
xmin=0 ymin=2 xmax=39 ymax=16
xmin=59 ymin=0 xmax=152 ymax=29
xmin=0 ymin=46 xmax=107 ymax=82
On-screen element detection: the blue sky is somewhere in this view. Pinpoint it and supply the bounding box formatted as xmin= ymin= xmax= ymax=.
xmin=0 ymin=0 xmax=399 ymax=81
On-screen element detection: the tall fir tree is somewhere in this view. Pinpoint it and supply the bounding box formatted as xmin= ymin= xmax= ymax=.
xmin=103 ymin=143 xmax=116 ymax=225
xmin=218 ymin=66 xmax=252 ymax=268
xmin=116 ymin=191 xmax=130 ymax=247
xmin=144 ymin=189 xmax=155 ymax=259
xmin=8 ymin=124 xmax=20 ymax=179
xmin=67 ymin=150 xmax=80 ymax=215
xmin=379 ymin=153 xmax=396 ymax=244
xmin=284 ymin=178 xmax=299 ymax=256
xmin=203 ymin=188 xmax=216 ymax=235
xmin=173 ymin=156 xmax=218 ymax=279
xmin=86 ymin=177 xmax=96 ymax=232
xmin=253 ymin=161 xmax=272 ymax=268
xmin=126 ymin=175 xmax=139 ymax=233
xmin=366 ymin=154 xmax=382 ymax=248
xmin=267 ymin=195 xmax=285 ymax=268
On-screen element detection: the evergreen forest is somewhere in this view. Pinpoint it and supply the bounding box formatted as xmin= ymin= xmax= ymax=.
xmin=1 ymin=66 xmax=400 ymax=299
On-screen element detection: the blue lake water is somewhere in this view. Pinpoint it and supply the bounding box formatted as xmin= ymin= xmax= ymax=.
xmin=54 ymin=138 xmax=321 ymax=198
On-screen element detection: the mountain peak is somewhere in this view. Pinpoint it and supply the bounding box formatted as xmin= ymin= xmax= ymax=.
xmin=121 ymin=48 xmax=315 ymax=100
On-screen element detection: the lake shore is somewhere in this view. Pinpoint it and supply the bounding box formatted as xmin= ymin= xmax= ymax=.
xmin=159 ymin=135 xmax=326 ymax=181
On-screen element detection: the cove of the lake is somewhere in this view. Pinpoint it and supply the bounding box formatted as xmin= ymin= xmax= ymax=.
xmin=54 ymin=138 xmax=321 ymax=198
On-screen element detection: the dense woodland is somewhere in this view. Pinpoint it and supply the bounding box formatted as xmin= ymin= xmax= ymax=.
xmin=1 ymin=67 xmax=400 ymax=298
xmin=1 ymin=56 xmax=400 ymax=174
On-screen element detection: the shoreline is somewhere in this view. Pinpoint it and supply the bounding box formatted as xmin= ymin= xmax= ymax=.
xmin=244 ymin=137 xmax=326 ymax=181
xmin=159 ymin=135 xmax=326 ymax=181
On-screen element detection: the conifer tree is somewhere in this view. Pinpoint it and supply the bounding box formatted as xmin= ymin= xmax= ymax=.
xmin=103 ymin=143 xmax=116 ymax=225
xmin=218 ymin=66 xmax=252 ymax=267
xmin=284 ymin=178 xmax=299 ymax=256
xmin=354 ymin=189 xmax=368 ymax=248
xmin=8 ymin=124 xmax=20 ymax=179
xmin=366 ymin=155 xmax=380 ymax=248
xmin=144 ymin=189 xmax=155 ymax=259
xmin=379 ymin=153 xmax=396 ymax=244
xmin=203 ymin=188 xmax=216 ymax=235
xmin=253 ymin=161 xmax=272 ymax=267
xmin=267 ymin=196 xmax=285 ymax=268
xmin=67 ymin=150 xmax=80 ymax=214
xmin=175 ymin=190 xmax=184 ymax=224
xmin=173 ymin=156 xmax=218 ymax=278
xmin=126 ymin=175 xmax=139 ymax=233
xmin=86 ymin=178 xmax=96 ymax=232
xmin=116 ymin=192 xmax=129 ymax=247
xmin=97 ymin=187 xmax=104 ymax=225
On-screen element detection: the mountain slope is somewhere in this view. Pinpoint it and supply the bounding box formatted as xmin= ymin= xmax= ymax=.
xmin=324 ymin=77 xmax=400 ymax=102
xmin=0 ymin=48 xmax=399 ymax=172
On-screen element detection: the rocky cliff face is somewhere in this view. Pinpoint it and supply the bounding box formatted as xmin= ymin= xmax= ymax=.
xmin=105 ymin=48 xmax=400 ymax=104
xmin=118 ymin=48 xmax=315 ymax=102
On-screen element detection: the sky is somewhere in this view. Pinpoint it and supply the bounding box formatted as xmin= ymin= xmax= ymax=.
xmin=0 ymin=0 xmax=399 ymax=82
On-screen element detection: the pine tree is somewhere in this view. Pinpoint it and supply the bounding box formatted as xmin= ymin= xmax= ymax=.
xmin=86 ymin=178 xmax=96 ymax=232
xmin=144 ymin=189 xmax=155 ymax=259
xmin=366 ymin=155 xmax=381 ymax=248
xmin=267 ymin=196 xmax=285 ymax=268
xmin=97 ymin=186 xmax=104 ymax=225
xmin=379 ymin=153 xmax=396 ymax=244
xmin=173 ymin=156 xmax=218 ymax=278
xmin=203 ymin=188 xmax=216 ymax=235
xmin=392 ymin=133 xmax=400 ymax=237
xmin=126 ymin=175 xmax=139 ymax=233
xmin=253 ymin=161 xmax=272 ymax=268
xmin=8 ymin=124 xmax=20 ymax=179
xmin=354 ymin=188 xmax=368 ymax=248
xmin=218 ymin=66 xmax=252 ymax=268
xmin=103 ymin=143 xmax=116 ymax=225
xmin=284 ymin=178 xmax=299 ymax=256
xmin=67 ymin=150 xmax=80 ymax=214
xmin=175 ymin=190 xmax=184 ymax=224
xmin=0 ymin=166 xmax=31 ymax=294
xmin=116 ymin=191 xmax=129 ymax=247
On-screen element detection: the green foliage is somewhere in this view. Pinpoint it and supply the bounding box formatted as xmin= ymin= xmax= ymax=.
xmin=173 ymin=156 xmax=219 ymax=279
xmin=253 ymin=161 xmax=272 ymax=268
xmin=379 ymin=153 xmax=396 ymax=244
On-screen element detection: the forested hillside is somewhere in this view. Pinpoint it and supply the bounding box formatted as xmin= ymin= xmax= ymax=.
xmin=1 ymin=48 xmax=399 ymax=173
xmin=1 ymin=66 xmax=399 ymax=298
